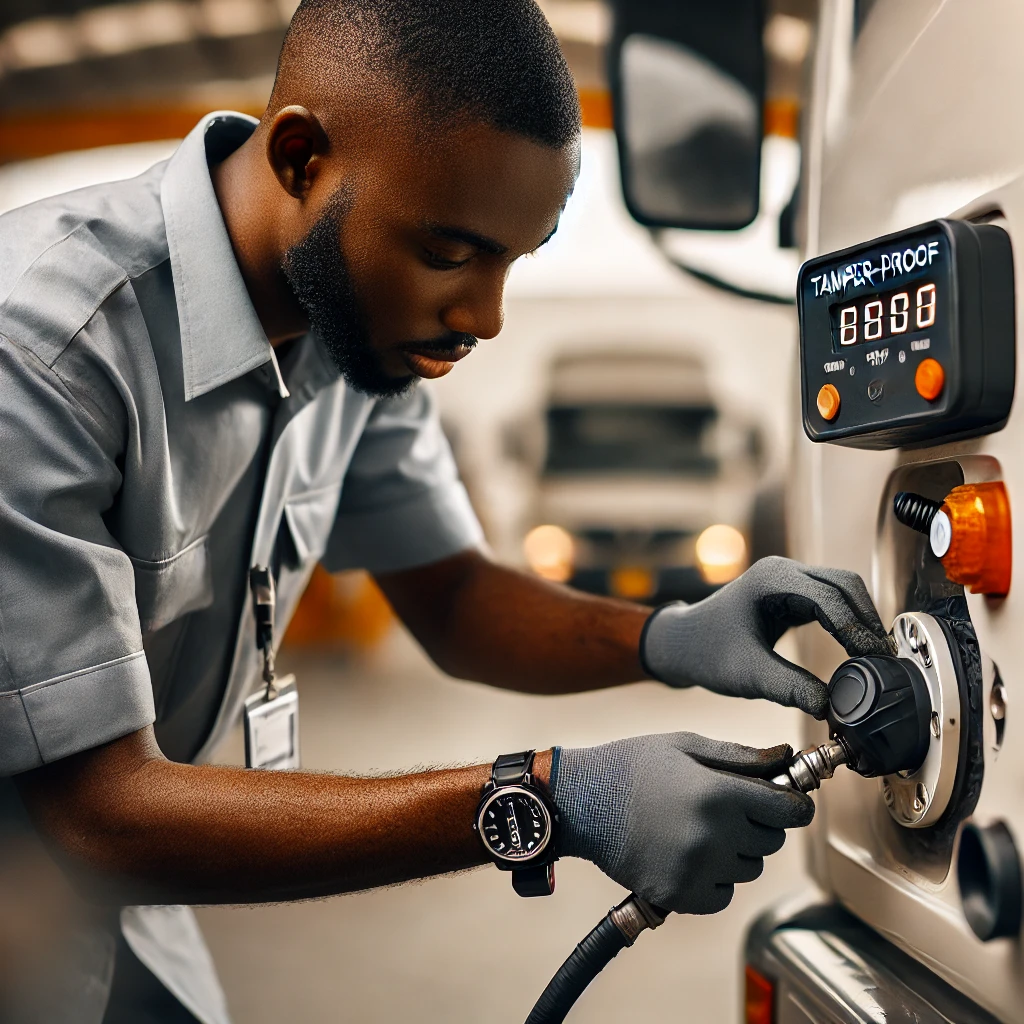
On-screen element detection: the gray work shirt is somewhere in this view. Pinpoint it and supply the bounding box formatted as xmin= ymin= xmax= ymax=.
xmin=0 ymin=112 xmax=482 ymax=1021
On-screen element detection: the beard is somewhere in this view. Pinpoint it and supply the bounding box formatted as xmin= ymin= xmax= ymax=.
xmin=281 ymin=188 xmax=476 ymax=399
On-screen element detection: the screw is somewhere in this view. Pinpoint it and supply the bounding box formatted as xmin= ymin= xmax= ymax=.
xmin=931 ymin=712 xmax=941 ymax=738
xmin=914 ymin=782 xmax=928 ymax=812
xmin=918 ymin=637 xmax=932 ymax=667
xmin=991 ymin=682 xmax=1007 ymax=722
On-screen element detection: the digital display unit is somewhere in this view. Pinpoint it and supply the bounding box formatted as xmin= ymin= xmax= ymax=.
xmin=798 ymin=219 xmax=1015 ymax=450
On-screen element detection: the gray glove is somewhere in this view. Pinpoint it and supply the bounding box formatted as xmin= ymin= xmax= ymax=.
xmin=551 ymin=731 xmax=814 ymax=915
xmin=641 ymin=555 xmax=893 ymax=718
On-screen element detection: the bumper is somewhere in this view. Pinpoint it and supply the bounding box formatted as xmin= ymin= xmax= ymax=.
xmin=745 ymin=895 xmax=1002 ymax=1024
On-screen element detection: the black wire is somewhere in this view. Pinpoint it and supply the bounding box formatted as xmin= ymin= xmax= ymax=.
xmin=525 ymin=915 xmax=629 ymax=1024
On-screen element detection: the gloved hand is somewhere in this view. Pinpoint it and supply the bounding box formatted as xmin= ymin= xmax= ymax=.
xmin=551 ymin=731 xmax=814 ymax=915
xmin=641 ymin=555 xmax=893 ymax=718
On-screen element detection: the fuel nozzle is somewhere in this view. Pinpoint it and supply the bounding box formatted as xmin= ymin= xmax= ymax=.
xmin=774 ymin=651 xmax=933 ymax=793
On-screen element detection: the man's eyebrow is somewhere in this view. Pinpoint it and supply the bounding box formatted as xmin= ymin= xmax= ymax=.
xmin=424 ymin=223 xmax=507 ymax=255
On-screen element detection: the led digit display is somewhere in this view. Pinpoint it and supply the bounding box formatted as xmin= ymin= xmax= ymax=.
xmin=830 ymin=282 xmax=939 ymax=348
xmin=797 ymin=219 xmax=1014 ymax=450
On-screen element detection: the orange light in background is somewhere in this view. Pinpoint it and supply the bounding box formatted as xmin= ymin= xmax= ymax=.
xmin=283 ymin=566 xmax=393 ymax=651
xmin=523 ymin=524 xmax=575 ymax=583
xmin=578 ymin=88 xmax=614 ymax=130
xmin=937 ymin=481 xmax=1012 ymax=596
xmin=744 ymin=964 xmax=775 ymax=1024
xmin=695 ymin=524 xmax=747 ymax=585
xmin=609 ymin=566 xmax=655 ymax=601
xmin=763 ymin=98 xmax=800 ymax=140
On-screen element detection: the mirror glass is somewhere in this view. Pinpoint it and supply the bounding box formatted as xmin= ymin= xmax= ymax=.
xmin=618 ymin=33 xmax=760 ymax=229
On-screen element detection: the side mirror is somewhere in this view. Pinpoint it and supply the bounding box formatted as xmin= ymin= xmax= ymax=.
xmin=609 ymin=0 xmax=765 ymax=231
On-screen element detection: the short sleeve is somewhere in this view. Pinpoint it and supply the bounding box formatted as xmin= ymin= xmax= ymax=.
xmin=322 ymin=386 xmax=484 ymax=573
xmin=0 ymin=337 xmax=154 ymax=776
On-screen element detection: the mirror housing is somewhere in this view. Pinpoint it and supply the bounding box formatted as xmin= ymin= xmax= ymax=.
xmin=608 ymin=0 xmax=766 ymax=231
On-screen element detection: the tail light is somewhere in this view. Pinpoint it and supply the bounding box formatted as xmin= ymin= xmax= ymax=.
xmin=744 ymin=964 xmax=775 ymax=1024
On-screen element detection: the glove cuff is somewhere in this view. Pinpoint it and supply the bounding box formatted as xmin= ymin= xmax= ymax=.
xmin=639 ymin=601 xmax=693 ymax=688
xmin=550 ymin=742 xmax=635 ymax=868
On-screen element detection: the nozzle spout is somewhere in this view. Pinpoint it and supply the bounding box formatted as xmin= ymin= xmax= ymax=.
xmin=771 ymin=739 xmax=849 ymax=793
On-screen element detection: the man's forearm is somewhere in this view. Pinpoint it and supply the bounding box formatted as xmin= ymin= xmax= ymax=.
xmin=376 ymin=551 xmax=650 ymax=694
xmin=17 ymin=727 xmax=552 ymax=906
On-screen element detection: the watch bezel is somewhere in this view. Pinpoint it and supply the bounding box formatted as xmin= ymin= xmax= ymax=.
xmin=475 ymin=783 xmax=554 ymax=865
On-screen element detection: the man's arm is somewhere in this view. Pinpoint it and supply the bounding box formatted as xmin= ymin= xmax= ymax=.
xmin=15 ymin=726 xmax=551 ymax=907
xmin=375 ymin=549 xmax=650 ymax=694
xmin=376 ymin=551 xmax=895 ymax=714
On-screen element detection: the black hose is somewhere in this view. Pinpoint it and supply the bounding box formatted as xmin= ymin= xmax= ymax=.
xmin=525 ymin=915 xmax=629 ymax=1024
xmin=893 ymin=491 xmax=942 ymax=535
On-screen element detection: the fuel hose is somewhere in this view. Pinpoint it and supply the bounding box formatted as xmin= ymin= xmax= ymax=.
xmin=524 ymin=894 xmax=666 ymax=1024
xmin=523 ymin=740 xmax=849 ymax=1024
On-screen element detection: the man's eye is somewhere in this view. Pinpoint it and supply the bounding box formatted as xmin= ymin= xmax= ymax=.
xmin=423 ymin=248 xmax=471 ymax=270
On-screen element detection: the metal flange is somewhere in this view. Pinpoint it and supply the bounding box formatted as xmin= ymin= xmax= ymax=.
xmin=883 ymin=612 xmax=962 ymax=827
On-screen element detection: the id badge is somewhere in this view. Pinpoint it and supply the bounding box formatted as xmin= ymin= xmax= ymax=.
xmin=243 ymin=675 xmax=300 ymax=770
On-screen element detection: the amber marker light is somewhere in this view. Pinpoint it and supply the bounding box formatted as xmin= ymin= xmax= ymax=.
xmin=744 ymin=964 xmax=775 ymax=1024
xmin=932 ymin=482 xmax=1011 ymax=596
xmin=523 ymin=524 xmax=575 ymax=583
xmin=609 ymin=566 xmax=656 ymax=601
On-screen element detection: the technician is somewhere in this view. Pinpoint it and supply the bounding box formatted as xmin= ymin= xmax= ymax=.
xmin=0 ymin=1 xmax=892 ymax=1021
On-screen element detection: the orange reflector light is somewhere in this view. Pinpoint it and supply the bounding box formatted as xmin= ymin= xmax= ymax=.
xmin=939 ymin=482 xmax=1012 ymax=596
xmin=745 ymin=964 xmax=775 ymax=1024
xmin=609 ymin=566 xmax=656 ymax=600
xmin=915 ymin=358 xmax=945 ymax=401
xmin=816 ymin=383 xmax=841 ymax=421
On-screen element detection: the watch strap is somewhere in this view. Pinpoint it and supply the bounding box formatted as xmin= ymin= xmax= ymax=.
xmin=492 ymin=750 xmax=535 ymax=786
xmin=512 ymin=863 xmax=556 ymax=897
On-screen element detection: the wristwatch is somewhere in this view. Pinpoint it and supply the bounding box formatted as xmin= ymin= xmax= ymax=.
xmin=474 ymin=750 xmax=558 ymax=897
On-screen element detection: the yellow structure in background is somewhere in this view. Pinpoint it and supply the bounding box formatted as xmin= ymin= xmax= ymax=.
xmin=284 ymin=567 xmax=394 ymax=652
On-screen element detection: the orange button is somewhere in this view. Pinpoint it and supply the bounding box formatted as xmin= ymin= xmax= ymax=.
xmin=816 ymin=383 xmax=841 ymax=421
xmin=915 ymin=357 xmax=945 ymax=401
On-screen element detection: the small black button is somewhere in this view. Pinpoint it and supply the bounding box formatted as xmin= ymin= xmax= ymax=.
xmin=867 ymin=379 xmax=884 ymax=402
xmin=830 ymin=668 xmax=869 ymax=717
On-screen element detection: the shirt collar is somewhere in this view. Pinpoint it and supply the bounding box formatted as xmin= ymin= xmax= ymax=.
xmin=160 ymin=111 xmax=289 ymax=402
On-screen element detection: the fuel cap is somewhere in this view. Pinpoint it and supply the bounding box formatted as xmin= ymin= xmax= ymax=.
xmin=827 ymin=655 xmax=932 ymax=777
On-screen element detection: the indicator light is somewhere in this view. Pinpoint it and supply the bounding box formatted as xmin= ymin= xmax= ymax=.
xmin=744 ymin=964 xmax=775 ymax=1024
xmin=895 ymin=483 xmax=1012 ymax=595
xmin=915 ymin=357 xmax=945 ymax=401
xmin=937 ymin=482 xmax=1011 ymax=596
xmin=816 ymin=383 xmax=841 ymax=421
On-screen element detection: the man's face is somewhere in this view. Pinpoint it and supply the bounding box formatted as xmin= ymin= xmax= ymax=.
xmin=282 ymin=120 xmax=579 ymax=397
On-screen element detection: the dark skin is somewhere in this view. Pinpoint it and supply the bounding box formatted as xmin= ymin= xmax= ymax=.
xmin=16 ymin=92 xmax=652 ymax=906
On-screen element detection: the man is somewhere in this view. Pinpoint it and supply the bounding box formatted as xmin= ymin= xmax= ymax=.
xmin=0 ymin=1 xmax=891 ymax=1021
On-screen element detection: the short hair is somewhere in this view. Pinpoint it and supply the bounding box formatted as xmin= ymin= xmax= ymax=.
xmin=274 ymin=0 xmax=581 ymax=149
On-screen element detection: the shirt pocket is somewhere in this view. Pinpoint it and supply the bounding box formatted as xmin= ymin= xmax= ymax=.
xmin=282 ymin=483 xmax=344 ymax=566
xmin=130 ymin=535 xmax=214 ymax=634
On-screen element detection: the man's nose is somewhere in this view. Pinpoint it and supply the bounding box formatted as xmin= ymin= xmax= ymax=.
xmin=441 ymin=277 xmax=505 ymax=340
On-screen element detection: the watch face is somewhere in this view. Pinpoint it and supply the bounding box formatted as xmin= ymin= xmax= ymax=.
xmin=478 ymin=786 xmax=551 ymax=863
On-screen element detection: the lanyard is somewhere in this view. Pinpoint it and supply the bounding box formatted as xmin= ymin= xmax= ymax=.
xmin=249 ymin=565 xmax=279 ymax=699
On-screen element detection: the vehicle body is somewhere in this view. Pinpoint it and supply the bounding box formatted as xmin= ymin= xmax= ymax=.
xmin=778 ymin=3 xmax=1024 ymax=1020
xmin=608 ymin=1 xmax=1024 ymax=1020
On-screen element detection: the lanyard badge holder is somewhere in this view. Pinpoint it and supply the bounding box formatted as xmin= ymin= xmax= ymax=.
xmin=243 ymin=566 xmax=300 ymax=770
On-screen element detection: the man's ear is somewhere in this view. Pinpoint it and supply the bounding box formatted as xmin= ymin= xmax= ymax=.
xmin=266 ymin=105 xmax=329 ymax=198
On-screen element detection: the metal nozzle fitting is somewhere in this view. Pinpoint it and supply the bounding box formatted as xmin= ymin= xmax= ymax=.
xmin=771 ymin=739 xmax=850 ymax=793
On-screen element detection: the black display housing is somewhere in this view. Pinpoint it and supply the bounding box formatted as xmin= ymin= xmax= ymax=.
xmin=798 ymin=219 xmax=1015 ymax=450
